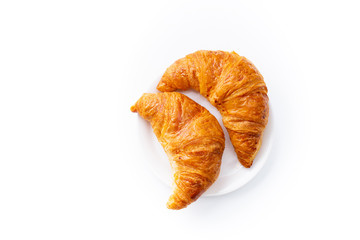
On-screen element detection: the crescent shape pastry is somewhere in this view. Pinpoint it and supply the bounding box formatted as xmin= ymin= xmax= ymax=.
xmin=131 ymin=92 xmax=225 ymax=209
xmin=157 ymin=50 xmax=269 ymax=168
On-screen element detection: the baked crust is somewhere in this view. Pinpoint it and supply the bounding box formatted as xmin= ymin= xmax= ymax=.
xmin=157 ymin=50 xmax=269 ymax=168
xmin=131 ymin=92 xmax=225 ymax=209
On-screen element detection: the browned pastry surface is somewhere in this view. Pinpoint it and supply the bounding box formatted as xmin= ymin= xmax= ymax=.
xmin=157 ymin=50 xmax=269 ymax=168
xmin=131 ymin=92 xmax=225 ymax=210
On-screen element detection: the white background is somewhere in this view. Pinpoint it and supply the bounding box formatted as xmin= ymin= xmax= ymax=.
xmin=1 ymin=0 xmax=359 ymax=239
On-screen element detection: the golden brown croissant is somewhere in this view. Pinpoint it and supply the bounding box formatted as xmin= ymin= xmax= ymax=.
xmin=130 ymin=92 xmax=225 ymax=210
xmin=157 ymin=50 xmax=269 ymax=168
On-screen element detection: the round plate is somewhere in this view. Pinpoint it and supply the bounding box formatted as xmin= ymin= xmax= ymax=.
xmin=136 ymin=79 xmax=273 ymax=196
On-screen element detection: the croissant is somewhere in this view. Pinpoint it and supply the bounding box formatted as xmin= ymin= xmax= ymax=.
xmin=157 ymin=50 xmax=269 ymax=168
xmin=131 ymin=92 xmax=225 ymax=209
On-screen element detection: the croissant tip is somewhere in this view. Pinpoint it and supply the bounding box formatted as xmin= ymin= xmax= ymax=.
xmin=156 ymin=83 xmax=165 ymax=92
xmin=157 ymin=80 xmax=175 ymax=92
xmin=130 ymin=105 xmax=137 ymax=112
xmin=166 ymin=202 xmax=185 ymax=210
xmin=166 ymin=193 xmax=189 ymax=210
xmin=240 ymin=160 xmax=253 ymax=168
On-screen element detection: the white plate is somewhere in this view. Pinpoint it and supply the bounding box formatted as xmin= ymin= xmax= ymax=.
xmin=136 ymin=79 xmax=273 ymax=196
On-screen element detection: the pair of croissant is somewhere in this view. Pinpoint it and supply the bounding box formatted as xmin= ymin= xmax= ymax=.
xmin=131 ymin=50 xmax=269 ymax=209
